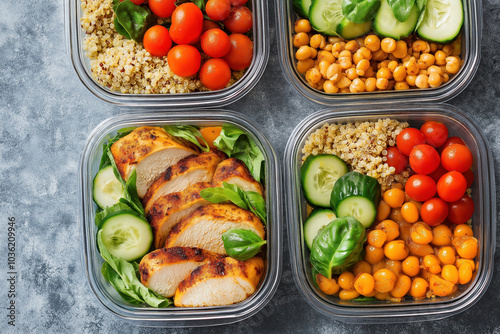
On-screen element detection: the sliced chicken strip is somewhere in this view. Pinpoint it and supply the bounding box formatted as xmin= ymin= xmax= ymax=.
xmin=139 ymin=247 xmax=223 ymax=298
xmin=110 ymin=126 xmax=198 ymax=198
xmin=212 ymin=158 xmax=264 ymax=196
xmin=143 ymin=149 xmax=227 ymax=214
xmin=174 ymin=257 xmax=264 ymax=307
xmin=164 ymin=203 xmax=265 ymax=255
xmin=147 ymin=182 xmax=211 ymax=249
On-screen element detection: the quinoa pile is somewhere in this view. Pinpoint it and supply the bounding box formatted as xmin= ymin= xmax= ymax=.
xmin=301 ymin=119 xmax=410 ymax=190
xmin=80 ymin=0 xmax=244 ymax=94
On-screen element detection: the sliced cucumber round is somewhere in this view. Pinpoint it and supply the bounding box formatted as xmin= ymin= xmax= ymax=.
xmin=303 ymin=209 xmax=337 ymax=250
xmin=100 ymin=212 xmax=152 ymax=261
xmin=309 ymin=0 xmax=345 ymax=36
xmin=301 ymin=154 xmax=348 ymax=207
xmin=417 ymin=0 xmax=463 ymax=44
xmin=336 ymin=196 xmax=377 ymax=228
xmin=337 ymin=18 xmax=372 ymax=39
xmin=373 ymin=0 xmax=419 ymax=40
xmin=93 ymin=165 xmax=125 ymax=209
xmin=294 ymin=0 xmax=313 ymax=18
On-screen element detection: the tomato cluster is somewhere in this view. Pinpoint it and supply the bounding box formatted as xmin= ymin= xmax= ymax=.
xmin=386 ymin=121 xmax=474 ymax=227
xmin=139 ymin=0 xmax=254 ymax=90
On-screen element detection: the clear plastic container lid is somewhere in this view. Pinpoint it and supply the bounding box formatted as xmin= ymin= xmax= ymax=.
xmin=283 ymin=103 xmax=495 ymax=323
xmin=275 ymin=0 xmax=482 ymax=105
xmin=78 ymin=110 xmax=282 ymax=327
xmin=67 ymin=1 xmax=269 ymax=107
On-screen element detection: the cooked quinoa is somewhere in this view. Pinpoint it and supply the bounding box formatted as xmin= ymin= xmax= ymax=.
xmin=301 ymin=119 xmax=410 ymax=190
xmin=80 ymin=0 xmax=244 ymax=94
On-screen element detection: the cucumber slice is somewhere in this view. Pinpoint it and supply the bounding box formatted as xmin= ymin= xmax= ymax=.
xmin=309 ymin=0 xmax=344 ymax=36
xmin=417 ymin=0 xmax=463 ymax=44
xmin=294 ymin=0 xmax=313 ymax=18
xmin=93 ymin=165 xmax=126 ymax=209
xmin=304 ymin=209 xmax=337 ymax=250
xmin=337 ymin=18 xmax=372 ymax=39
xmin=336 ymin=196 xmax=377 ymax=228
xmin=373 ymin=0 xmax=419 ymax=40
xmin=301 ymin=154 xmax=349 ymax=207
xmin=100 ymin=212 xmax=153 ymax=261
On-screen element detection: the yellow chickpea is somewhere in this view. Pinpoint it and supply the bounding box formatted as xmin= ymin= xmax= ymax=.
xmin=358 ymin=47 xmax=372 ymax=60
xmin=377 ymin=59 xmax=390 ymax=69
xmin=441 ymin=265 xmax=459 ymax=284
xmin=458 ymin=262 xmax=474 ymax=284
xmin=438 ymin=246 xmax=456 ymax=265
xmin=401 ymin=202 xmax=419 ymax=223
xmin=453 ymin=236 xmax=478 ymax=259
xmin=442 ymin=72 xmax=450 ymax=83
xmin=328 ymin=36 xmax=342 ymax=44
xmin=410 ymin=277 xmax=429 ymax=299
xmin=406 ymin=74 xmax=417 ymax=86
xmin=428 ymin=72 xmax=443 ymax=87
xmin=338 ymin=271 xmax=355 ymax=291
xmin=294 ymin=19 xmax=312 ymax=33
xmin=338 ymin=57 xmax=352 ymax=70
xmin=337 ymin=74 xmax=352 ymax=89
xmin=454 ymin=224 xmax=474 ymax=238
xmin=385 ymin=240 xmax=410 ymax=261
xmin=429 ymin=43 xmax=438 ymax=53
xmin=415 ymin=74 xmax=429 ymax=88
xmin=441 ymin=44 xmax=453 ymax=55
xmin=349 ymin=78 xmax=366 ymax=92
xmin=391 ymin=275 xmax=412 ymax=298
xmin=375 ymin=291 xmax=390 ymax=300
xmin=402 ymin=256 xmax=420 ymax=277
xmin=387 ymin=60 xmax=398 ymax=72
xmin=318 ymin=59 xmax=332 ymax=78
xmin=293 ymin=32 xmax=310 ymax=48
xmin=356 ymin=59 xmax=371 ymax=72
xmin=345 ymin=67 xmax=359 ymax=80
xmin=377 ymin=200 xmax=391 ymax=221
xmin=326 ymin=63 xmax=342 ymax=82
xmin=316 ymin=273 xmax=340 ymax=295
xmin=373 ymin=269 xmax=397 ymax=293
xmin=339 ymin=87 xmax=350 ymax=93
xmin=305 ymin=67 xmax=321 ymax=84
xmin=427 ymin=65 xmax=443 ymax=76
xmin=323 ymin=80 xmax=339 ymax=93
xmin=317 ymin=50 xmax=335 ymax=63
xmin=339 ymin=289 xmax=360 ymax=300
xmin=431 ymin=224 xmax=452 ymax=246
xmin=418 ymin=53 xmax=435 ymax=69
xmin=310 ymin=47 xmax=318 ymax=59
xmin=296 ymin=59 xmax=315 ymax=73
xmin=353 ymin=260 xmax=373 ymax=276
xmin=385 ymin=259 xmax=403 ymax=277
xmin=445 ymin=56 xmax=461 ymax=74
xmin=412 ymin=40 xmax=430 ymax=53
xmin=383 ymin=188 xmax=405 ymax=208
xmin=339 ymin=50 xmax=352 ymax=59
xmin=456 ymin=258 xmax=475 ymax=269
xmin=364 ymin=35 xmax=381 ymax=52
xmin=368 ymin=229 xmax=388 ymax=248
xmin=310 ymin=34 xmax=326 ymax=49
xmin=365 ymin=77 xmax=377 ymax=92
xmin=365 ymin=244 xmax=386 ymax=264
xmin=410 ymin=222 xmax=433 ymax=245
xmin=295 ymin=45 xmax=312 ymax=60
xmin=435 ymin=50 xmax=447 ymax=65
xmin=390 ymin=65 xmax=405 ymax=83
xmin=364 ymin=66 xmax=375 ymax=78
xmin=375 ymin=220 xmax=400 ymax=241
xmin=405 ymin=58 xmax=420 ymax=75
xmin=354 ymin=273 xmax=376 ymax=295
xmin=376 ymin=77 xmax=389 ymax=90
xmin=395 ymin=81 xmax=410 ymax=90
xmin=392 ymin=40 xmax=408 ymax=58
xmin=381 ymin=38 xmax=397 ymax=53
xmin=372 ymin=49 xmax=388 ymax=61
xmin=345 ymin=40 xmax=360 ymax=52
xmin=323 ymin=43 xmax=333 ymax=51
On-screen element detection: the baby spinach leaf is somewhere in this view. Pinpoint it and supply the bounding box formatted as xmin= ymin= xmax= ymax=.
xmin=222 ymin=228 xmax=266 ymax=261
xmin=387 ymin=0 xmax=415 ymax=22
xmin=415 ymin=0 xmax=427 ymax=31
xmin=124 ymin=169 xmax=145 ymax=215
xmin=114 ymin=0 xmax=151 ymax=42
xmin=163 ymin=125 xmax=210 ymax=152
xmin=342 ymin=0 xmax=381 ymax=24
xmin=99 ymin=128 xmax=134 ymax=169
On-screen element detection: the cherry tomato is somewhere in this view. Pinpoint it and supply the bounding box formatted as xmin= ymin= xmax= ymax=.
xmin=396 ymin=128 xmax=426 ymax=156
xmin=200 ymin=58 xmax=232 ymax=90
xmin=202 ymin=19 xmax=221 ymax=32
xmin=201 ymin=29 xmax=231 ymax=58
xmin=121 ymin=0 xmax=145 ymax=4
xmin=147 ymin=0 xmax=176 ymax=18
xmin=440 ymin=136 xmax=466 ymax=153
xmin=405 ymin=174 xmax=436 ymax=202
xmin=167 ymin=45 xmax=201 ymax=77
xmin=206 ymin=0 xmax=232 ymax=21
xmin=223 ymin=6 xmax=253 ymax=34
xmin=441 ymin=143 xmax=473 ymax=173
xmin=386 ymin=146 xmax=408 ymax=174
xmin=463 ymin=169 xmax=474 ymax=188
xmin=437 ymin=171 xmax=467 ymax=202
xmin=170 ymin=3 xmax=204 ymax=45
xmin=230 ymin=0 xmax=248 ymax=5
xmin=420 ymin=121 xmax=449 ymax=148
xmin=409 ymin=144 xmax=440 ymax=175
xmin=143 ymin=25 xmax=172 ymax=57
xmin=428 ymin=164 xmax=447 ymax=183
xmin=420 ymin=198 xmax=449 ymax=226
xmin=223 ymin=33 xmax=253 ymax=70
xmin=447 ymin=195 xmax=474 ymax=225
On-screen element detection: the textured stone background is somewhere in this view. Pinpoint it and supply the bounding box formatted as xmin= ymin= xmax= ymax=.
xmin=1 ymin=0 xmax=499 ymax=333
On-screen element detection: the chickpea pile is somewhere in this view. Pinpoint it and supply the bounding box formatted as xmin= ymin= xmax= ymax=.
xmin=316 ymin=183 xmax=478 ymax=301
xmin=293 ymin=19 xmax=463 ymax=93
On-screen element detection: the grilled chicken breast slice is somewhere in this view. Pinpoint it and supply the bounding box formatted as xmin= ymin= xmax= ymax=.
xmin=164 ymin=203 xmax=265 ymax=255
xmin=139 ymin=247 xmax=222 ymax=298
xmin=147 ymin=182 xmax=211 ymax=249
xmin=212 ymin=158 xmax=264 ymax=196
xmin=174 ymin=257 xmax=264 ymax=307
xmin=143 ymin=149 xmax=226 ymax=213
xmin=110 ymin=127 xmax=198 ymax=198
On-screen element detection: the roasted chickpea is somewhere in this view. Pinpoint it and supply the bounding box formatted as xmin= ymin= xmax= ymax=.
xmin=328 ymin=36 xmax=342 ymax=44
xmin=418 ymin=53 xmax=435 ymax=69
xmin=385 ymin=259 xmax=403 ymax=277
xmin=294 ymin=19 xmax=312 ymax=33
xmin=454 ymin=224 xmax=474 ymax=237
xmin=345 ymin=67 xmax=358 ymax=80
xmin=385 ymin=240 xmax=410 ymax=261
xmin=392 ymin=40 xmax=408 ymax=59
xmin=445 ymin=56 xmax=461 ymax=74
xmin=453 ymin=236 xmax=478 ymax=259
xmin=338 ymin=57 xmax=352 ymax=70
xmin=293 ymin=32 xmax=310 ymax=47
xmin=402 ymin=256 xmax=420 ymax=277
xmin=354 ymin=273 xmax=376 ymax=295
xmin=435 ymin=50 xmax=447 ymax=65
xmin=391 ymin=275 xmax=411 ymax=298
xmin=415 ymin=74 xmax=429 ymax=88
xmin=296 ymin=46 xmax=312 ymax=60
xmin=310 ymin=34 xmax=326 ymax=49
xmin=401 ymin=202 xmax=419 ymax=223
xmin=431 ymin=225 xmax=452 ymax=246
xmin=458 ymin=262 xmax=474 ymax=284
xmin=337 ymin=74 xmax=352 ymax=89
xmin=317 ymin=50 xmax=335 ymax=63
xmin=339 ymin=289 xmax=360 ymax=300
xmin=377 ymin=67 xmax=392 ymax=80
xmin=410 ymin=222 xmax=433 ymax=245
xmin=338 ymin=271 xmax=355 ymax=291
xmin=365 ymin=245 xmax=385 ymax=264
xmin=318 ymin=59 xmax=332 ymax=78
xmin=296 ymin=59 xmax=315 ymax=73
xmin=364 ymin=35 xmax=381 ymax=52
xmin=349 ymin=78 xmax=366 ymax=92
xmin=365 ymin=77 xmax=377 ymax=92
xmin=410 ymin=277 xmax=429 ymax=299
xmin=406 ymin=74 xmax=417 ymax=86
xmin=326 ymin=63 xmax=342 ymax=82
xmin=305 ymin=67 xmax=321 ymax=84
xmin=381 ymin=38 xmax=397 ymax=53
xmin=373 ymin=269 xmax=397 ymax=293
xmin=323 ymin=80 xmax=339 ymax=93
xmin=441 ymin=265 xmax=459 ymax=284
xmin=413 ymin=40 xmax=430 ymax=53
xmin=353 ymin=260 xmax=373 ymax=276
xmin=375 ymin=220 xmax=400 ymax=241
xmin=368 ymin=229 xmax=388 ymax=248
xmin=345 ymin=40 xmax=360 ymax=52
xmin=395 ymin=81 xmax=410 ymax=90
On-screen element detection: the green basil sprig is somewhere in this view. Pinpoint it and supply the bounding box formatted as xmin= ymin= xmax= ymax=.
xmin=387 ymin=0 xmax=416 ymax=22
xmin=342 ymin=0 xmax=381 ymax=24
xmin=222 ymin=228 xmax=266 ymax=261
xmin=163 ymin=125 xmax=210 ymax=152
xmin=113 ymin=0 xmax=151 ymax=41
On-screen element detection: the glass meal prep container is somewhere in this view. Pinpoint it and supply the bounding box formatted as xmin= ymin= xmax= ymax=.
xmin=275 ymin=0 xmax=482 ymax=105
xmin=78 ymin=110 xmax=282 ymax=327
xmin=67 ymin=0 xmax=269 ymax=107
xmin=283 ymin=104 xmax=495 ymax=323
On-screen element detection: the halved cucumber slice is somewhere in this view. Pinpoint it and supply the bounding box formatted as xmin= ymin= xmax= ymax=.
xmin=100 ymin=212 xmax=152 ymax=261
xmin=93 ymin=165 xmax=125 ymax=209
xmin=309 ymin=0 xmax=344 ymax=36
xmin=337 ymin=18 xmax=372 ymax=39
xmin=336 ymin=196 xmax=377 ymax=228
xmin=301 ymin=154 xmax=348 ymax=207
xmin=417 ymin=0 xmax=463 ymax=44
xmin=294 ymin=0 xmax=313 ymax=18
xmin=373 ymin=0 xmax=419 ymax=40
xmin=303 ymin=209 xmax=337 ymax=250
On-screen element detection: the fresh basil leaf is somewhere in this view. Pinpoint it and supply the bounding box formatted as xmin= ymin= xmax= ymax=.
xmin=95 ymin=202 xmax=134 ymax=227
xmin=114 ymin=16 xmax=132 ymax=40
xmin=99 ymin=129 xmax=133 ymax=169
xmin=199 ymin=187 xmax=248 ymax=209
xmin=415 ymin=0 xmax=427 ymax=31
xmin=222 ymin=228 xmax=266 ymax=261
xmin=387 ymin=0 xmax=415 ymax=22
xmin=114 ymin=1 xmax=151 ymax=42
xmin=342 ymin=0 xmax=381 ymax=24
xmin=244 ymin=191 xmax=267 ymax=226
xmin=164 ymin=125 xmax=210 ymax=152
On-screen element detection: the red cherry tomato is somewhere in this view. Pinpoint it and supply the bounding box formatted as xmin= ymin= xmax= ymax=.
xmin=206 ymin=0 xmax=232 ymax=21
xmin=223 ymin=6 xmax=253 ymax=34
xmin=143 ymin=25 xmax=172 ymax=57
xmin=120 ymin=0 xmax=145 ymax=4
xmin=386 ymin=146 xmax=408 ymax=174
xmin=441 ymin=143 xmax=473 ymax=173
xmin=447 ymin=195 xmax=474 ymax=224
xmin=169 ymin=3 xmax=204 ymax=45
xmin=167 ymin=45 xmax=201 ymax=77
xmin=230 ymin=0 xmax=248 ymax=5
xmin=396 ymin=128 xmax=426 ymax=156
xmin=405 ymin=174 xmax=436 ymax=202
xmin=437 ymin=171 xmax=467 ymax=202
xmin=428 ymin=164 xmax=447 ymax=183
xmin=200 ymin=58 xmax=232 ymax=90
xmin=202 ymin=19 xmax=221 ymax=32
xmin=148 ymin=0 xmax=176 ymax=18
xmin=223 ymin=33 xmax=253 ymax=70
xmin=440 ymin=136 xmax=466 ymax=153
xmin=409 ymin=144 xmax=440 ymax=175
xmin=420 ymin=198 xmax=449 ymax=226
xmin=201 ymin=29 xmax=231 ymax=58
xmin=420 ymin=121 xmax=449 ymax=148
xmin=463 ymin=169 xmax=474 ymax=188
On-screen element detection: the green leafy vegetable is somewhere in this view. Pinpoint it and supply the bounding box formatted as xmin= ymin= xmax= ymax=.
xmin=213 ymin=125 xmax=265 ymax=182
xmin=163 ymin=125 xmax=210 ymax=152
xmin=310 ymin=216 xmax=366 ymax=279
xmin=415 ymin=0 xmax=427 ymax=30
xmin=387 ymin=0 xmax=416 ymax=22
xmin=114 ymin=0 xmax=151 ymax=42
xmin=342 ymin=0 xmax=381 ymax=23
xmin=95 ymin=202 xmax=134 ymax=227
xmin=222 ymin=228 xmax=266 ymax=261
xmin=97 ymin=231 xmax=173 ymax=307
xmin=99 ymin=129 xmax=134 ymax=169
xmin=200 ymin=186 xmax=248 ymax=209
